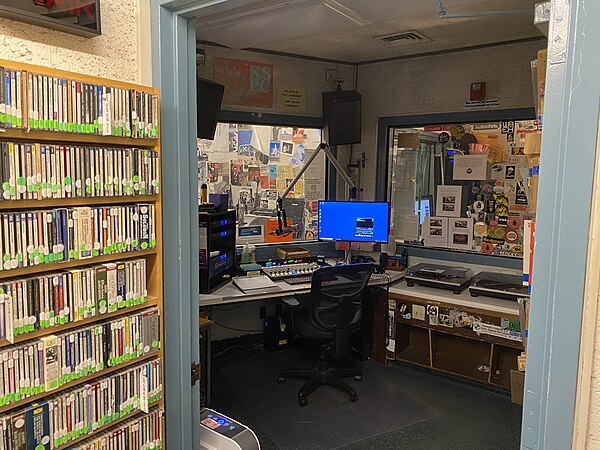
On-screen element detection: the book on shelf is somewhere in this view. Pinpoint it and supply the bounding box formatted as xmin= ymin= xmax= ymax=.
xmin=0 ymin=308 xmax=161 ymax=408
xmin=0 ymin=258 xmax=148 ymax=340
xmin=0 ymin=359 xmax=162 ymax=449
xmin=0 ymin=142 xmax=159 ymax=201
xmin=0 ymin=203 xmax=156 ymax=272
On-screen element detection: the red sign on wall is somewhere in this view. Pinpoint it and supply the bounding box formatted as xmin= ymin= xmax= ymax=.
xmin=214 ymin=58 xmax=273 ymax=109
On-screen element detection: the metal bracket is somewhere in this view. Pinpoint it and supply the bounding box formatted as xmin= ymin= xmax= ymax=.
xmin=192 ymin=362 xmax=201 ymax=386
xmin=548 ymin=0 xmax=570 ymax=65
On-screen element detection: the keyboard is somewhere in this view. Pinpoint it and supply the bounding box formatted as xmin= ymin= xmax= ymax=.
xmin=285 ymin=276 xmax=312 ymax=285
xmin=285 ymin=273 xmax=389 ymax=286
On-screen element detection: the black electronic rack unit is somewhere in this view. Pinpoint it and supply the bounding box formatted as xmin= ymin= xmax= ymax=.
xmin=199 ymin=209 xmax=237 ymax=293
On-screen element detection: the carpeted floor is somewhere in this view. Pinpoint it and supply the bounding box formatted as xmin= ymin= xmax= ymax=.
xmin=210 ymin=345 xmax=522 ymax=450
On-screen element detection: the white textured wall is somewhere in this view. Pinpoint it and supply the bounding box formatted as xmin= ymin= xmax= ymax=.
xmin=354 ymin=40 xmax=546 ymax=200
xmin=197 ymin=45 xmax=356 ymax=118
xmin=0 ymin=0 xmax=149 ymax=84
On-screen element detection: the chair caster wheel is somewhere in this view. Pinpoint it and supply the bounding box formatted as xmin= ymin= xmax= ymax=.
xmin=354 ymin=375 xmax=362 ymax=381
xmin=277 ymin=377 xmax=286 ymax=383
xmin=298 ymin=397 xmax=308 ymax=407
xmin=349 ymin=393 xmax=358 ymax=402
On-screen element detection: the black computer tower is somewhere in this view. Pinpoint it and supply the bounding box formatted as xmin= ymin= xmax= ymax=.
xmin=199 ymin=209 xmax=236 ymax=293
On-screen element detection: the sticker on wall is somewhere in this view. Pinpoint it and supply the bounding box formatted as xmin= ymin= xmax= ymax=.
xmin=474 ymin=222 xmax=488 ymax=237
xmin=473 ymin=321 xmax=522 ymax=342
xmin=501 ymin=121 xmax=515 ymax=135
xmin=473 ymin=200 xmax=485 ymax=213
xmin=505 ymin=165 xmax=516 ymax=180
xmin=516 ymin=180 xmax=528 ymax=205
xmin=427 ymin=305 xmax=439 ymax=326
xmin=507 ymin=216 xmax=522 ymax=230
xmin=412 ymin=304 xmax=426 ymax=321
xmin=439 ymin=314 xmax=454 ymax=328
xmin=281 ymin=142 xmax=294 ymax=155
xmin=481 ymin=242 xmax=496 ymax=254
xmin=269 ymin=141 xmax=281 ymax=159
xmin=505 ymin=230 xmax=519 ymax=244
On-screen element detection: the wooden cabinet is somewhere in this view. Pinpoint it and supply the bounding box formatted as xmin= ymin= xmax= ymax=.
xmin=388 ymin=289 xmax=523 ymax=390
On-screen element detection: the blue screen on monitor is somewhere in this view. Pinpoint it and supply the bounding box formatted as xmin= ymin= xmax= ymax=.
xmin=415 ymin=198 xmax=431 ymax=224
xmin=318 ymin=201 xmax=390 ymax=243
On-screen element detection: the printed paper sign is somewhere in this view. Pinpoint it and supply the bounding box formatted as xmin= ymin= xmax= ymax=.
xmin=472 ymin=321 xmax=522 ymax=342
xmin=278 ymin=87 xmax=306 ymax=112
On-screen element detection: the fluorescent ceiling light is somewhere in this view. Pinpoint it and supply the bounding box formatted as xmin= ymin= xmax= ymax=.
xmin=323 ymin=0 xmax=370 ymax=26
xmin=436 ymin=0 xmax=533 ymax=18
xmin=198 ymin=0 xmax=313 ymax=32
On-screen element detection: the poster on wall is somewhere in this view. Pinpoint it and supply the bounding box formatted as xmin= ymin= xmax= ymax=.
xmin=448 ymin=218 xmax=474 ymax=251
xmin=424 ymin=217 xmax=448 ymax=248
xmin=214 ymin=57 xmax=273 ymax=108
xmin=269 ymin=141 xmax=281 ymax=159
xmin=436 ymin=185 xmax=462 ymax=218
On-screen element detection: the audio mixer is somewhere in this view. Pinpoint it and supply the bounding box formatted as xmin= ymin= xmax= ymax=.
xmin=261 ymin=257 xmax=325 ymax=281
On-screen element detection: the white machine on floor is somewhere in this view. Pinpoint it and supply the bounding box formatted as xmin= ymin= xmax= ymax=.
xmin=201 ymin=408 xmax=261 ymax=450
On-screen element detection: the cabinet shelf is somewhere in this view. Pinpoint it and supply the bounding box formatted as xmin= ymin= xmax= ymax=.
xmin=0 ymin=195 xmax=160 ymax=210
xmin=0 ymin=128 xmax=159 ymax=148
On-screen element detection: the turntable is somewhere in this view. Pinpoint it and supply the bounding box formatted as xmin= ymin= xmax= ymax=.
xmin=405 ymin=263 xmax=474 ymax=294
xmin=469 ymin=271 xmax=530 ymax=301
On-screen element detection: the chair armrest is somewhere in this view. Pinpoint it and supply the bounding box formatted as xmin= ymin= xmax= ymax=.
xmin=281 ymin=297 xmax=300 ymax=307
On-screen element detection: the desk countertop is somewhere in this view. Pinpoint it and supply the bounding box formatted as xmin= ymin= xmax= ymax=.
xmin=389 ymin=281 xmax=520 ymax=316
xmin=200 ymin=270 xmax=405 ymax=307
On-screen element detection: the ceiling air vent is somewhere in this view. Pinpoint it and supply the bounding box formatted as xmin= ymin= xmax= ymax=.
xmin=375 ymin=31 xmax=431 ymax=47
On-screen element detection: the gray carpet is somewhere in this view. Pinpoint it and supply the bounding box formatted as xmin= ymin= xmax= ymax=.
xmin=211 ymin=346 xmax=522 ymax=450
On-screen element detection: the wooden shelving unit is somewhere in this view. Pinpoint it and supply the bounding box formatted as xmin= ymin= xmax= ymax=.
xmin=0 ymin=58 xmax=164 ymax=444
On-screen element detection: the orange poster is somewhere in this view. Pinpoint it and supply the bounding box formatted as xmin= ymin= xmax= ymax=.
xmin=265 ymin=219 xmax=294 ymax=243
xmin=214 ymin=57 xmax=273 ymax=108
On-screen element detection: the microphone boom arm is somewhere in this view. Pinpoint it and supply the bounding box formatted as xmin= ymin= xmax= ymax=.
xmin=275 ymin=142 xmax=356 ymax=236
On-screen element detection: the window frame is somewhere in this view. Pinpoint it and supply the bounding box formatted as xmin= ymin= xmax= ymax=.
xmin=204 ymin=110 xmax=330 ymax=248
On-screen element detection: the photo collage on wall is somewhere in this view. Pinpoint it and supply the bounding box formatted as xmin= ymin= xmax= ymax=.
xmin=399 ymin=120 xmax=540 ymax=258
xmin=198 ymin=123 xmax=325 ymax=241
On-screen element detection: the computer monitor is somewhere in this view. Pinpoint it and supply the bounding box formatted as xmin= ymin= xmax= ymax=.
xmin=415 ymin=196 xmax=432 ymax=224
xmin=318 ymin=201 xmax=390 ymax=243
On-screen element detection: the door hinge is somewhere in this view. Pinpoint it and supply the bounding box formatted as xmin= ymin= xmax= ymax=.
xmin=192 ymin=361 xmax=201 ymax=386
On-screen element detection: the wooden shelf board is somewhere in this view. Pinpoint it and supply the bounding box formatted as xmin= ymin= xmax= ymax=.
xmin=0 ymin=248 xmax=158 ymax=279
xmin=0 ymin=352 xmax=161 ymax=414
xmin=0 ymin=297 xmax=159 ymax=348
xmin=0 ymin=195 xmax=159 ymax=210
xmin=0 ymin=128 xmax=158 ymax=148
xmin=0 ymin=58 xmax=159 ymax=94
xmin=56 ymin=403 xmax=161 ymax=450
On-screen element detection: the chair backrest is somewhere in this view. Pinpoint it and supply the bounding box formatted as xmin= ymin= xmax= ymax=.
xmin=308 ymin=263 xmax=375 ymax=332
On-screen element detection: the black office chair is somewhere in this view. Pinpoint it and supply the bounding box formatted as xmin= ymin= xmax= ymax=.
xmin=277 ymin=263 xmax=375 ymax=406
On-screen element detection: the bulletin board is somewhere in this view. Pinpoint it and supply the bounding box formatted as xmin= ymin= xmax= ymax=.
xmin=390 ymin=120 xmax=540 ymax=258
xmin=198 ymin=123 xmax=326 ymax=241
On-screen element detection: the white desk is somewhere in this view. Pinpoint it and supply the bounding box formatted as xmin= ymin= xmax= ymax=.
xmin=388 ymin=281 xmax=520 ymax=316
xmin=200 ymin=270 xmax=405 ymax=307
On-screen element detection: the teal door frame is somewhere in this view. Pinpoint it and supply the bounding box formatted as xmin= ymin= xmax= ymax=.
xmin=522 ymin=1 xmax=600 ymax=449
xmin=149 ymin=1 xmax=600 ymax=449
